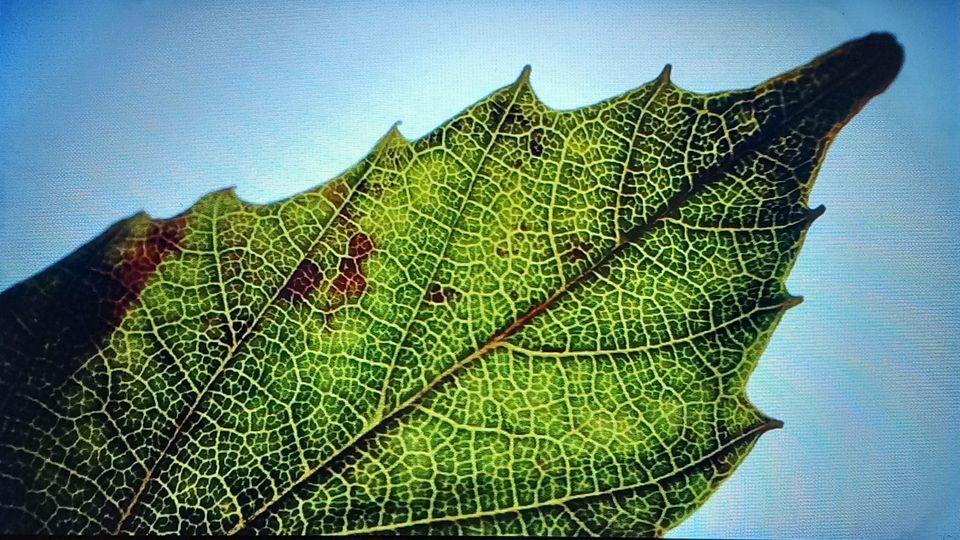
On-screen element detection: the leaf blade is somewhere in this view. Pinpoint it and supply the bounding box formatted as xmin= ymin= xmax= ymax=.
xmin=0 ymin=33 xmax=902 ymax=535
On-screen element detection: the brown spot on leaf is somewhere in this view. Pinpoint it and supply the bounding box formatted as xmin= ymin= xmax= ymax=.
xmin=279 ymin=259 xmax=324 ymax=303
xmin=425 ymin=283 xmax=460 ymax=304
xmin=349 ymin=232 xmax=374 ymax=261
xmin=113 ymin=215 xmax=187 ymax=320
xmin=323 ymin=177 xmax=350 ymax=207
xmin=332 ymin=259 xmax=366 ymax=298
xmin=332 ymin=233 xmax=375 ymax=299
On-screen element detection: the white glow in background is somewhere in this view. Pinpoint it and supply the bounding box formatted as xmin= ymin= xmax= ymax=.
xmin=1 ymin=1 xmax=957 ymax=538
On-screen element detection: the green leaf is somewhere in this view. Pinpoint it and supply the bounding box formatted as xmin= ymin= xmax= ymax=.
xmin=0 ymin=33 xmax=902 ymax=536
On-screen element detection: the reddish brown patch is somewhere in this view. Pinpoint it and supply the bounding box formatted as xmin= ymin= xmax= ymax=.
xmin=348 ymin=232 xmax=374 ymax=260
xmin=323 ymin=178 xmax=350 ymax=207
xmin=425 ymin=283 xmax=460 ymax=304
xmin=331 ymin=259 xmax=366 ymax=298
xmin=279 ymin=259 xmax=324 ymax=303
xmin=331 ymin=233 xmax=375 ymax=299
xmin=113 ymin=215 xmax=187 ymax=320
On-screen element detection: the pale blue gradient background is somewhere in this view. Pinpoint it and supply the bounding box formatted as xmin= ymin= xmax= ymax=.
xmin=1 ymin=1 xmax=958 ymax=538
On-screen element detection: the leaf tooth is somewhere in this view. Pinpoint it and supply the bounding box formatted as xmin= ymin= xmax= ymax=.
xmin=211 ymin=184 xmax=259 ymax=210
xmin=376 ymin=120 xmax=411 ymax=150
xmin=515 ymin=64 xmax=532 ymax=88
xmin=781 ymin=295 xmax=805 ymax=310
xmin=760 ymin=418 xmax=785 ymax=432
xmin=213 ymin=185 xmax=238 ymax=197
xmin=806 ymin=204 xmax=827 ymax=224
xmin=129 ymin=209 xmax=152 ymax=222
xmin=656 ymin=63 xmax=672 ymax=86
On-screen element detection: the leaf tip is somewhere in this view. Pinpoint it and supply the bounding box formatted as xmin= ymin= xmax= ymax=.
xmin=784 ymin=31 xmax=904 ymax=112
xmin=845 ymin=32 xmax=904 ymax=95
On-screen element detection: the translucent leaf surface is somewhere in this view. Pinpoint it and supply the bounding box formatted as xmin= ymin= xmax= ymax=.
xmin=0 ymin=33 xmax=902 ymax=536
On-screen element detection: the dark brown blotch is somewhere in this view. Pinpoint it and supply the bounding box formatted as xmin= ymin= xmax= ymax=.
xmin=425 ymin=283 xmax=460 ymax=304
xmin=332 ymin=233 xmax=375 ymax=299
xmin=332 ymin=259 xmax=366 ymax=298
xmin=279 ymin=259 xmax=324 ymax=303
xmin=323 ymin=177 xmax=350 ymax=207
xmin=113 ymin=215 xmax=188 ymax=320
xmin=349 ymin=232 xmax=374 ymax=261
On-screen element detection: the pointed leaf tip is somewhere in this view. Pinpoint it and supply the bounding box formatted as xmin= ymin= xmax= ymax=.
xmin=847 ymin=32 xmax=903 ymax=93
xmin=814 ymin=31 xmax=904 ymax=102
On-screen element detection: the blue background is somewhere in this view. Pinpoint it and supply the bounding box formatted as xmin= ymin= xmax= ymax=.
xmin=1 ymin=1 xmax=958 ymax=538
